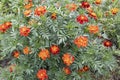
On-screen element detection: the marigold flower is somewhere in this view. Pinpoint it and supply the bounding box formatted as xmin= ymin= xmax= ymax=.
xmin=63 ymin=67 xmax=71 ymax=75
xmin=34 ymin=6 xmax=47 ymax=16
xmin=62 ymin=53 xmax=74 ymax=66
xmin=24 ymin=2 xmax=33 ymax=9
xmin=111 ymin=8 xmax=119 ymax=15
xmin=0 ymin=22 xmax=12 ymax=33
xmin=83 ymin=65 xmax=89 ymax=71
xmin=13 ymin=51 xmax=20 ymax=58
xmin=23 ymin=46 xmax=30 ymax=54
xmin=103 ymin=40 xmax=113 ymax=47
xmin=74 ymin=36 xmax=88 ymax=48
xmin=0 ymin=24 xmax=7 ymax=32
xmin=80 ymin=1 xmax=90 ymax=8
xmin=66 ymin=3 xmax=77 ymax=11
xmin=19 ymin=26 xmax=31 ymax=36
xmin=51 ymin=13 xmax=57 ymax=20
xmin=76 ymin=15 xmax=88 ymax=24
xmin=95 ymin=0 xmax=102 ymax=5
xmin=50 ymin=45 xmax=60 ymax=55
xmin=23 ymin=9 xmax=31 ymax=17
xmin=4 ymin=22 xmax=12 ymax=29
xmin=88 ymin=25 xmax=99 ymax=34
xmin=78 ymin=65 xmax=89 ymax=72
xmin=88 ymin=12 xmax=97 ymax=19
xmin=38 ymin=49 xmax=50 ymax=60
xmin=37 ymin=69 xmax=48 ymax=80
xmin=86 ymin=7 xmax=93 ymax=13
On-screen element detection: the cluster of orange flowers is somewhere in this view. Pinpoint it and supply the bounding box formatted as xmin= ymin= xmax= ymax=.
xmin=23 ymin=0 xmax=33 ymax=17
xmin=8 ymin=0 xmax=119 ymax=79
xmin=74 ymin=36 xmax=88 ymax=48
xmin=0 ymin=22 xmax=12 ymax=33
xmin=12 ymin=46 xmax=31 ymax=58
xmin=78 ymin=65 xmax=89 ymax=73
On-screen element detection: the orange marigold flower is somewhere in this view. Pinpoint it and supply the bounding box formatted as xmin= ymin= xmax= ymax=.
xmin=34 ymin=6 xmax=47 ymax=16
xmin=88 ymin=12 xmax=97 ymax=19
xmin=74 ymin=36 xmax=88 ymax=48
xmin=88 ymin=25 xmax=99 ymax=34
xmin=4 ymin=22 xmax=12 ymax=29
xmin=111 ymin=8 xmax=119 ymax=15
xmin=83 ymin=65 xmax=89 ymax=72
xmin=86 ymin=7 xmax=93 ymax=13
xmin=37 ymin=69 xmax=48 ymax=80
xmin=50 ymin=45 xmax=60 ymax=55
xmin=80 ymin=1 xmax=90 ymax=8
xmin=76 ymin=15 xmax=88 ymax=24
xmin=23 ymin=9 xmax=31 ymax=17
xmin=51 ymin=13 xmax=57 ymax=20
xmin=13 ymin=51 xmax=20 ymax=58
xmin=38 ymin=49 xmax=50 ymax=60
xmin=103 ymin=39 xmax=113 ymax=47
xmin=23 ymin=46 xmax=30 ymax=54
xmin=66 ymin=3 xmax=77 ymax=11
xmin=95 ymin=0 xmax=102 ymax=5
xmin=78 ymin=65 xmax=89 ymax=72
xmin=63 ymin=67 xmax=71 ymax=75
xmin=24 ymin=2 xmax=33 ymax=9
xmin=62 ymin=53 xmax=74 ymax=66
xmin=19 ymin=26 xmax=31 ymax=37
xmin=0 ymin=24 xmax=7 ymax=32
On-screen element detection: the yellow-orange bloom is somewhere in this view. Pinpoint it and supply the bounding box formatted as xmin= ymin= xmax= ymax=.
xmin=88 ymin=25 xmax=99 ymax=34
xmin=38 ymin=49 xmax=50 ymax=60
xmin=111 ymin=8 xmax=119 ymax=15
xmin=66 ymin=3 xmax=77 ymax=11
xmin=95 ymin=0 xmax=102 ymax=5
xmin=88 ymin=12 xmax=97 ymax=19
xmin=62 ymin=53 xmax=74 ymax=66
xmin=86 ymin=7 xmax=93 ymax=13
xmin=74 ymin=36 xmax=88 ymax=48
xmin=24 ymin=2 xmax=33 ymax=9
xmin=34 ymin=6 xmax=47 ymax=16
xmin=23 ymin=9 xmax=31 ymax=17
xmin=23 ymin=46 xmax=30 ymax=54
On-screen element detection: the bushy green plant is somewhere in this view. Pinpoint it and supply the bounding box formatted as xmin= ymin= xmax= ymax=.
xmin=0 ymin=0 xmax=120 ymax=80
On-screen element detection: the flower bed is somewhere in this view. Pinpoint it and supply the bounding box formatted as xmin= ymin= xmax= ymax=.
xmin=0 ymin=0 xmax=120 ymax=80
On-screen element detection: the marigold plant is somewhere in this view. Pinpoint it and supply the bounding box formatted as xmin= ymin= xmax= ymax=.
xmin=0 ymin=0 xmax=120 ymax=80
